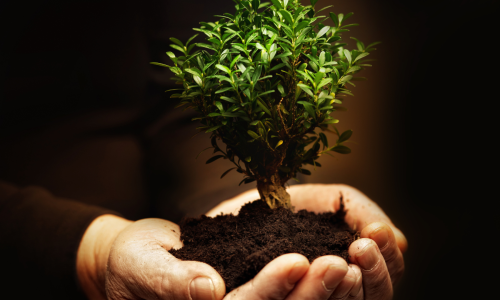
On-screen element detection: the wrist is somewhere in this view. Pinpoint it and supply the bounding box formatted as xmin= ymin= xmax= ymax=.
xmin=77 ymin=214 xmax=133 ymax=299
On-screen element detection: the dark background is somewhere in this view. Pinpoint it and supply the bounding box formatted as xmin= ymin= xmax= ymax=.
xmin=1 ymin=0 xmax=498 ymax=299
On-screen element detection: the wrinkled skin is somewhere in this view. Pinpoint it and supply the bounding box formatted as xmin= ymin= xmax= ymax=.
xmin=78 ymin=184 xmax=406 ymax=300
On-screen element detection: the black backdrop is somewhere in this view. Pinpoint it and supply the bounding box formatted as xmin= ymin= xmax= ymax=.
xmin=1 ymin=0 xmax=498 ymax=299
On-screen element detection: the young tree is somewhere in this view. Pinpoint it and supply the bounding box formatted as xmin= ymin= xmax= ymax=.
xmin=152 ymin=0 xmax=378 ymax=210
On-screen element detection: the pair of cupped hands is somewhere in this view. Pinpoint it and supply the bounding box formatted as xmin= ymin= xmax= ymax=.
xmin=77 ymin=184 xmax=407 ymax=300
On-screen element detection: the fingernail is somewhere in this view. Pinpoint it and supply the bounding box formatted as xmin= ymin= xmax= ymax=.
xmin=288 ymin=261 xmax=309 ymax=284
xmin=322 ymin=264 xmax=348 ymax=291
xmin=369 ymin=227 xmax=389 ymax=250
xmin=190 ymin=277 xmax=215 ymax=300
xmin=356 ymin=243 xmax=380 ymax=271
xmin=330 ymin=266 xmax=356 ymax=298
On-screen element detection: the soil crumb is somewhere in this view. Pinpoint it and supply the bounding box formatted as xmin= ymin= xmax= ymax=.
xmin=170 ymin=199 xmax=358 ymax=293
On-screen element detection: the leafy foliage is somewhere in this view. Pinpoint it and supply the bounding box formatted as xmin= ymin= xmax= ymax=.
xmin=152 ymin=0 xmax=377 ymax=208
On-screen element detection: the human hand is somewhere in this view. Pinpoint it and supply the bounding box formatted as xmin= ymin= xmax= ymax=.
xmin=207 ymin=184 xmax=407 ymax=300
xmin=77 ymin=215 xmax=352 ymax=300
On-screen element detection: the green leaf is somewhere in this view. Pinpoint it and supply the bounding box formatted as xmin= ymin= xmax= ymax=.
xmin=338 ymin=129 xmax=353 ymax=143
xmin=329 ymin=12 xmax=339 ymax=27
xmin=277 ymin=84 xmax=285 ymax=96
xmin=248 ymin=130 xmax=260 ymax=139
xmin=193 ymin=75 xmax=203 ymax=86
xmin=343 ymin=49 xmax=352 ymax=64
xmin=150 ymin=62 xmax=170 ymax=68
xmin=353 ymin=52 xmax=370 ymax=63
xmin=319 ymin=132 xmax=328 ymax=148
xmin=298 ymin=101 xmax=316 ymax=119
xmin=215 ymin=101 xmax=224 ymax=111
xmin=258 ymin=90 xmax=275 ymax=97
xmin=169 ymin=37 xmax=184 ymax=48
xmin=269 ymin=63 xmax=287 ymax=72
xmin=346 ymin=66 xmax=361 ymax=74
xmin=274 ymin=52 xmax=292 ymax=59
xmin=322 ymin=119 xmax=339 ymax=124
xmin=319 ymin=51 xmax=325 ymax=66
xmin=207 ymin=112 xmax=221 ymax=117
xmin=316 ymin=26 xmax=330 ymax=39
xmin=297 ymin=84 xmax=314 ymax=97
xmin=275 ymin=140 xmax=283 ymax=148
xmin=206 ymin=125 xmax=222 ymax=133
xmin=215 ymin=87 xmax=235 ymax=94
xmin=206 ymin=155 xmax=225 ymax=164
xmin=299 ymin=168 xmax=311 ymax=175
xmin=314 ymin=71 xmax=325 ymax=86
xmin=220 ymin=167 xmax=236 ymax=179
xmin=170 ymin=44 xmax=186 ymax=54
xmin=332 ymin=145 xmax=351 ymax=154
xmin=252 ymin=0 xmax=261 ymax=11
xmin=280 ymin=9 xmax=293 ymax=25
xmin=310 ymin=0 xmax=319 ymax=7
xmin=245 ymin=156 xmax=252 ymax=162
xmin=230 ymin=55 xmax=241 ymax=69
xmin=257 ymin=99 xmax=272 ymax=116
xmin=270 ymin=0 xmax=283 ymax=10
xmin=317 ymin=77 xmax=332 ymax=90
xmin=186 ymin=34 xmax=199 ymax=46
xmin=216 ymin=64 xmax=232 ymax=74
xmin=339 ymin=75 xmax=353 ymax=85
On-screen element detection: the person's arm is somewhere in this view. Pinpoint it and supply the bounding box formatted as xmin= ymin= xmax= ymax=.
xmin=0 ymin=181 xmax=119 ymax=299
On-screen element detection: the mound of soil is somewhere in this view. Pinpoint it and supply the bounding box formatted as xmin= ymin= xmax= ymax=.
xmin=170 ymin=198 xmax=358 ymax=293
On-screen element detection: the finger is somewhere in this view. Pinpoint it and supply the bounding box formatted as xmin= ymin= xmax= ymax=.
xmin=361 ymin=222 xmax=405 ymax=285
xmin=343 ymin=264 xmax=363 ymax=300
xmin=348 ymin=239 xmax=392 ymax=300
xmin=286 ymin=256 xmax=350 ymax=300
xmin=288 ymin=184 xmax=408 ymax=253
xmin=225 ymin=253 xmax=309 ymax=300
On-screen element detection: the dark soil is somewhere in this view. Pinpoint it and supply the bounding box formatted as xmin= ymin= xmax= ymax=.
xmin=170 ymin=198 xmax=358 ymax=294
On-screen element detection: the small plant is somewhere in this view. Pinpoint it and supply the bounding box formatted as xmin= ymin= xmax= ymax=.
xmin=152 ymin=0 xmax=378 ymax=210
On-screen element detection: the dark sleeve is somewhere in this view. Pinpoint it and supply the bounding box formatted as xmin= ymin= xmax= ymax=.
xmin=0 ymin=181 xmax=121 ymax=299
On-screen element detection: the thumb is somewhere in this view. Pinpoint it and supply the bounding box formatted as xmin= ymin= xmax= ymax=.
xmin=105 ymin=219 xmax=225 ymax=300
xmin=159 ymin=258 xmax=226 ymax=300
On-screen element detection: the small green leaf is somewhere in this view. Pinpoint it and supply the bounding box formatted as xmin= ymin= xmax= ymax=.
xmin=343 ymin=49 xmax=352 ymax=64
xmin=316 ymin=26 xmax=330 ymax=39
xmin=279 ymin=9 xmax=293 ymax=25
xmin=353 ymin=52 xmax=370 ymax=63
xmin=220 ymin=96 xmax=238 ymax=103
xmin=338 ymin=129 xmax=353 ymax=143
xmin=206 ymin=155 xmax=225 ymax=164
xmin=216 ymin=64 xmax=232 ymax=74
xmin=270 ymin=0 xmax=283 ymax=10
xmin=319 ymin=132 xmax=328 ymax=148
xmin=150 ymin=62 xmax=170 ymax=68
xmin=332 ymin=145 xmax=351 ymax=154
xmin=299 ymin=168 xmax=311 ymax=175
xmin=220 ymin=167 xmax=236 ymax=179
xmin=245 ymin=156 xmax=252 ymax=162
xmin=330 ymin=12 xmax=339 ymax=27
xmin=215 ymin=101 xmax=224 ymax=111
xmin=169 ymin=37 xmax=184 ymax=48
xmin=206 ymin=125 xmax=222 ymax=133
xmin=215 ymin=87 xmax=234 ymax=94
xmin=248 ymin=130 xmax=260 ymax=139
xmin=257 ymin=99 xmax=272 ymax=116
xmin=275 ymin=140 xmax=283 ymax=148
xmin=277 ymin=84 xmax=285 ymax=96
